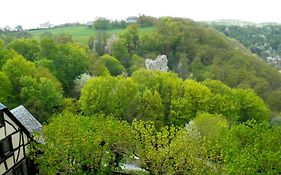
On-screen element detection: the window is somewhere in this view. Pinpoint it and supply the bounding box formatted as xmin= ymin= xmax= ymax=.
xmin=0 ymin=111 xmax=4 ymax=127
xmin=0 ymin=136 xmax=13 ymax=159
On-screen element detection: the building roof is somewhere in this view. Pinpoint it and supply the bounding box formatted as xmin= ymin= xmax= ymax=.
xmin=11 ymin=105 xmax=42 ymax=134
xmin=0 ymin=103 xmax=6 ymax=110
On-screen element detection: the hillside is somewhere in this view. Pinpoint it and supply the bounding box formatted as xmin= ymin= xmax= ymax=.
xmin=2 ymin=17 xmax=281 ymax=174
xmin=209 ymin=23 xmax=281 ymax=70
xmin=2 ymin=17 xmax=281 ymax=115
xmin=119 ymin=17 xmax=281 ymax=114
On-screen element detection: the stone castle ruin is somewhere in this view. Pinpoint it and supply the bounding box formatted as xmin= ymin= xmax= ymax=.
xmin=145 ymin=55 xmax=168 ymax=72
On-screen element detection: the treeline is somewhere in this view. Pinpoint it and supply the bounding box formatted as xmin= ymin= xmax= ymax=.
xmin=90 ymin=15 xmax=157 ymax=30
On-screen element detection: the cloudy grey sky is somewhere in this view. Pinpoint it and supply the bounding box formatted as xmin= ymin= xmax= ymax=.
xmin=1 ymin=0 xmax=281 ymax=29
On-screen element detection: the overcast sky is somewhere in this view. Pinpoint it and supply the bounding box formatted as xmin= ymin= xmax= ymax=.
xmin=1 ymin=0 xmax=281 ymax=29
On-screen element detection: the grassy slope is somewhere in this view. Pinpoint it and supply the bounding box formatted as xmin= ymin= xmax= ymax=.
xmin=28 ymin=25 xmax=154 ymax=46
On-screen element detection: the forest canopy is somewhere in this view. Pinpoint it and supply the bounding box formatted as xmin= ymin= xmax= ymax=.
xmin=1 ymin=17 xmax=281 ymax=174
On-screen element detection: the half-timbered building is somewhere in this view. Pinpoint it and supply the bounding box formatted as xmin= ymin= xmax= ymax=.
xmin=0 ymin=103 xmax=42 ymax=175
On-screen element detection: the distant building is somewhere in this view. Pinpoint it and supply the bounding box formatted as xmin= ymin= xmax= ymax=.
xmin=126 ymin=16 xmax=137 ymax=23
xmin=0 ymin=103 xmax=42 ymax=175
xmin=39 ymin=21 xmax=54 ymax=29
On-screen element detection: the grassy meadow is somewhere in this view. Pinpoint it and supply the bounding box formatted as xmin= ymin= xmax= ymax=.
xmin=28 ymin=25 xmax=154 ymax=46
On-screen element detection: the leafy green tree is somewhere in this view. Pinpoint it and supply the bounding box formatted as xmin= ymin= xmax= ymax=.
xmin=0 ymin=71 xmax=12 ymax=105
xmin=131 ymin=89 xmax=164 ymax=128
xmin=132 ymin=120 xmax=178 ymax=175
xmin=19 ymin=76 xmax=64 ymax=122
xmin=93 ymin=18 xmax=111 ymax=30
xmin=2 ymin=55 xmax=37 ymax=94
xmin=220 ymin=121 xmax=281 ymax=174
xmin=14 ymin=25 xmax=23 ymax=31
xmin=132 ymin=119 xmax=219 ymax=175
xmin=170 ymin=79 xmax=212 ymax=125
xmin=79 ymin=76 xmax=116 ymax=116
xmin=265 ymin=88 xmax=281 ymax=112
xmin=39 ymin=37 xmax=59 ymax=59
xmin=203 ymin=80 xmax=240 ymax=121
xmin=120 ymin=24 xmax=139 ymax=55
xmin=129 ymin=54 xmax=144 ymax=73
xmin=49 ymin=43 xmax=89 ymax=93
xmin=35 ymin=113 xmax=134 ymax=174
xmin=79 ymin=76 xmax=138 ymax=121
xmin=168 ymin=114 xmax=226 ymax=175
xmin=94 ymin=31 xmax=109 ymax=55
xmin=91 ymin=60 xmax=110 ymax=76
xmin=0 ymin=41 xmax=19 ymax=67
xmin=112 ymin=24 xmax=139 ymax=68
xmin=2 ymin=54 xmax=64 ymax=118
xmin=112 ymin=38 xmax=130 ymax=67
xmin=7 ymin=39 xmax=40 ymax=61
xmin=137 ymin=15 xmax=157 ymax=27
xmin=234 ymin=89 xmax=270 ymax=122
xmin=100 ymin=54 xmax=126 ymax=76
xmin=88 ymin=35 xmax=95 ymax=51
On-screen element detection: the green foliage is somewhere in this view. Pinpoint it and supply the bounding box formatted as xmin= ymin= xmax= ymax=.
xmin=2 ymin=54 xmax=64 ymax=121
xmin=93 ymin=18 xmax=111 ymax=30
xmin=265 ymin=88 xmax=281 ymax=112
xmin=137 ymin=15 xmax=158 ymax=27
xmin=112 ymin=38 xmax=130 ymax=67
xmin=233 ymin=89 xmax=270 ymax=122
xmin=100 ymin=54 xmax=126 ymax=76
xmin=129 ymin=54 xmax=145 ymax=73
xmin=93 ymin=31 xmax=109 ymax=55
xmin=0 ymin=71 xmax=12 ymax=105
xmin=212 ymin=24 xmax=281 ymax=70
xmin=220 ymin=121 xmax=281 ymax=174
xmin=132 ymin=120 xmax=178 ymax=175
xmin=2 ymin=54 xmax=37 ymax=90
xmin=112 ymin=24 xmax=140 ymax=68
xmin=193 ymin=112 xmax=228 ymax=142
xmin=132 ymin=117 xmax=225 ymax=175
xmin=39 ymin=40 xmax=89 ymax=93
xmin=7 ymin=39 xmax=40 ymax=61
xmin=80 ymin=70 xmax=269 ymax=126
xmin=35 ymin=113 xmax=134 ymax=174
xmin=20 ymin=76 xmax=64 ymax=122
xmin=137 ymin=18 xmax=281 ymax=112
xmin=170 ymin=79 xmax=212 ymax=125
xmin=132 ymin=90 xmax=164 ymax=128
xmin=270 ymin=117 xmax=281 ymax=127
xmin=79 ymin=76 xmax=138 ymax=121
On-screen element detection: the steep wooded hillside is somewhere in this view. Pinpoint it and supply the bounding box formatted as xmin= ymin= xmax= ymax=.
xmin=123 ymin=17 xmax=281 ymax=114
xmin=210 ymin=23 xmax=281 ymax=70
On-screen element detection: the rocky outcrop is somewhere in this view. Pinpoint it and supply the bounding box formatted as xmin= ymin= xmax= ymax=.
xmin=145 ymin=55 xmax=168 ymax=72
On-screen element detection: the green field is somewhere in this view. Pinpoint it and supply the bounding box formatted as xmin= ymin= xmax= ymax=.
xmin=28 ymin=25 xmax=154 ymax=46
